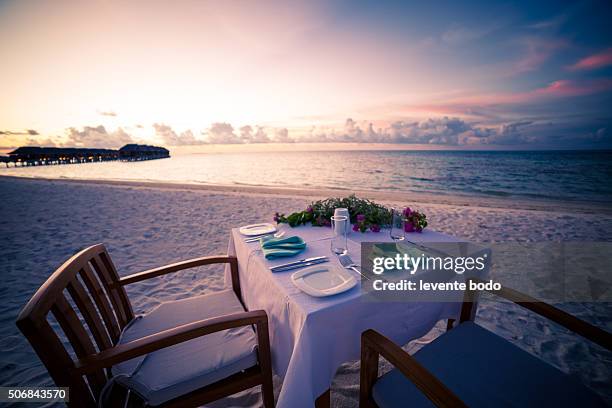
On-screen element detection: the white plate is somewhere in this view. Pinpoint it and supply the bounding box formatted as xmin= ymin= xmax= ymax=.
xmin=291 ymin=264 xmax=357 ymax=297
xmin=239 ymin=223 xmax=277 ymax=236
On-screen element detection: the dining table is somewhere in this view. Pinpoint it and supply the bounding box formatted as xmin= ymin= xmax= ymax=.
xmin=225 ymin=224 xmax=467 ymax=408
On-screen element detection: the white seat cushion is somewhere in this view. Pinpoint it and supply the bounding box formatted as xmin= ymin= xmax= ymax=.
xmin=372 ymin=322 xmax=605 ymax=408
xmin=112 ymin=289 xmax=258 ymax=406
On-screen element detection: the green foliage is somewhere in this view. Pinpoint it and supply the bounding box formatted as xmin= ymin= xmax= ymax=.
xmin=405 ymin=210 xmax=428 ymax=232
xmin=274 ymin=195 xmax=392 ymax=230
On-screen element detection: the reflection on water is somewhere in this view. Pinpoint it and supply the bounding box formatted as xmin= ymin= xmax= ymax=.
xmin=2 ymin=150 xmax=611 ymax=203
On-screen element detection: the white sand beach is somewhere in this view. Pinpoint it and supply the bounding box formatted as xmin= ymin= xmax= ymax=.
xmin=1 ymin=176 xmax=611 ymax=406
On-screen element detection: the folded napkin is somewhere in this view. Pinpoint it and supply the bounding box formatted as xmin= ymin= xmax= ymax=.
xmin=261 ymin=235 xmax=306 ymax=259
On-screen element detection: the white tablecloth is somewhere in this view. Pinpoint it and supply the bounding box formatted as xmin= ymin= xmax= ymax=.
xmin=225 ymin=225 xmax=463 ymax=408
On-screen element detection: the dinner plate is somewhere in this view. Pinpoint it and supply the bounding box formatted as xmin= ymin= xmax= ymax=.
xmin=239 ymin=223 xmax=277 ymax=236
xmin=291 ymin=264 xmax=357 ymax=297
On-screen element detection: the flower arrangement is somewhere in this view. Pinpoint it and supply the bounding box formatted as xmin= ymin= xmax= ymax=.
xmin=403 ymin=207 xmax=428 ymax=233
xmin=274 ymin=196 xmax=428 ymax=233
xmin=274 ymin=195 xmax=392 ymax=231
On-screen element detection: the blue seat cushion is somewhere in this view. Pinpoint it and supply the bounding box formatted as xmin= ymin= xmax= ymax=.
xmin=112 ymin=289 xmax=258 ymax=406
xmin=372 ymin=322 xmax=605 ymax=408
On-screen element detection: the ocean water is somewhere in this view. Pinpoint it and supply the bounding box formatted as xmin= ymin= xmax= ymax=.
xmin=2 ymin=149 xmax=612 ymax=204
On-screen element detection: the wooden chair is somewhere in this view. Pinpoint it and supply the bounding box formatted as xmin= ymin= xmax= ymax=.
xmin=16 ymin=243 xmax=274 ymax=407
xmin=360 ymin=278 xmax=611 ymax=408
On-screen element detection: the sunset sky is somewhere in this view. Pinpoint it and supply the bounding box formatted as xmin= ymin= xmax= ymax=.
xmin=1 ymin=0 xmax=611 ymax=149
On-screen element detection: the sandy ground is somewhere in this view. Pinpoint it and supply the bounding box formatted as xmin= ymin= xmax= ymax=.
xmin=0 ymin=176 xmax=610 ymax=406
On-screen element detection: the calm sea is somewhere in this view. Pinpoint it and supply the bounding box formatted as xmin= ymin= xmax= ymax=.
xmin=2 ymin=150 xmax=612 ymax=204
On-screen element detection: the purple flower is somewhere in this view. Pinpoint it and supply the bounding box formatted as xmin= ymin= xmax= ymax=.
xmin=356 ymin=214 xmax=366 ymax=222
xmin=404 ymin=223 xmax=414 ymax=233
xmin=306 ymin=205 xmax=314 ymax=213
xmin=370 ymin=224 xmax=381 ymax=233
xmin=402 ymin=207 xmax=412 ymax=217
xmin=352 ymin=224 xmax=360 ymax=232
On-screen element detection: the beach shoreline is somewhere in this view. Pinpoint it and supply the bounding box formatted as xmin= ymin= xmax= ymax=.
xmin=1 ymin=176 xmax=611 ymax=406
xmin=2 ymin=174 xmax=611 ymax=215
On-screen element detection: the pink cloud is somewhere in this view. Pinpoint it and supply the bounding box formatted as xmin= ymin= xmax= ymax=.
xmin=532 ymin=79 xmax=612 ymax=97
xmin=568 ymin=48 xmax=612 ymax=71
xmin=505 ymin=37 xmax=567 ymax=76
xmin=389 ymin=79 xmax=612 ymax=118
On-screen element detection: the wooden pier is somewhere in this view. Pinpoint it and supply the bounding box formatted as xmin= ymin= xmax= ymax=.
xmin=1 ymin=144 xmax=169 ymax=167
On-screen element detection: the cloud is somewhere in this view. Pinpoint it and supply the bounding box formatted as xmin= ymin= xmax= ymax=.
xmin=252 ymin=126 xmax=271 ymax=143
xmin=65 ymin=125 xmax=134 ymax=148
xmin=300 ymin=116 xmax=603 ymax=146
xmin=25 ymin=137 xmax=58 ymax=147
xmin=204 ymin=122 xmax=242 ymax=144
xmin=154 ymin=123 xmax=202 ymax=145
xmin=532 ymin=79 xmax=612 ymax=98
xmin=567 ymin=127 xmax=611 ymax=143
xmin=273 ymin=128 xmax=293 ymax=143
xmin=239 ymin=125 xmax=271 ymax=143
xmin=568 ymin=48 xmax=612 ymax=71
xmin=239 ymin=125 xmax=253 ymax=142
xmin=424 ymin=78 xmax=612 ymax=110
xmin=510 ymin=37 xmax=567 ymax=75
xmin=0 ymin=129 xmax=39 ymax=135
xmin=98 ymin=110 xmax=117 ymax=117
xmin=527 ymin=13 xmax=569 ymax=31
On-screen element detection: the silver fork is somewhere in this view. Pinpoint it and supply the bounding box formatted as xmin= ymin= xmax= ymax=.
xmin=338 ymin=253 xmax=371 ymax=281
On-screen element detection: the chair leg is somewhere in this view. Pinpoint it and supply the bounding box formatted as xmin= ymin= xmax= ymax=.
xmin=256 ymin=316 xmax=275 ymax=407
xmin=446 ymin=319 xmax=455 ymax=331
xmin=261 ymin=376 xmax=274 ymax=408
xmin=315 ymin=389 xmax=330 ymax=408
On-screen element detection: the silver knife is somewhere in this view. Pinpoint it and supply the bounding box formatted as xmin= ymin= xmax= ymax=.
xmin=272 ymin=258 xmax=329 ymax=272
xmin=270 ymin=256 xmax=328 ymax=271
xmin=244 ymin=233 xmax=274 ymax=243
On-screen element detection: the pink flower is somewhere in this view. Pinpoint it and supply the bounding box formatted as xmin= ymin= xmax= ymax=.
xmin=352 ymin=224 xmax=360 ymax=232
xmin=402 ymin=207 xmax=412 ymax=217
xmin=370 ymin=224 xmax=381 ymax=233
xmin=306 ymin=205 xmax=314 ymax=213
xmin=404 ymin=223 xmax=414 ymax=233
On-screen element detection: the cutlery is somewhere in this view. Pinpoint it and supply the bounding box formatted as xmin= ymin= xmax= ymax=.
xmin=270 ymin=255 xmax=328 ymax=271
xmin=272 ymin=258 xmax=329 ymax=272
xmin=338 ymin=254 xmax=371 ymax=280
xmin=245 ymin=231 xmax=285 ymax=243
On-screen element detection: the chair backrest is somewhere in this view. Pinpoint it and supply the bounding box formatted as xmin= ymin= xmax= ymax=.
xmin=16 ymin=244 xmax=134 ymax=407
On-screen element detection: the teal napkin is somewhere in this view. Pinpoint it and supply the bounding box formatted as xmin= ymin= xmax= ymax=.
xmin=260 ymin=235 xmax=306 ymax=259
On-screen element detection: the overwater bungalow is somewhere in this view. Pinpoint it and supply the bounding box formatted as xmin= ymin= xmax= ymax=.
xmin=118 ymin=144 xmax=170 ymax=161
xmin=4 ymin=144 xmax=170 ymax=167
xmin=7 ymin=147 xmax=119 ymax=166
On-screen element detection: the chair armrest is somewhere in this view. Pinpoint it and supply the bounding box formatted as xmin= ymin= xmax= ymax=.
xmin=461 ymin=278 xmax=612 ymax=351
xmin=360 ymin=329 xmax=467 ymax=408
xmin=118 ymin=255 xmax=238 ymax=285
xmin=72 ymin=309 xmax=267 ymax=376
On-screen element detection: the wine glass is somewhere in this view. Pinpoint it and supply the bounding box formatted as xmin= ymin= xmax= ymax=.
xmin=390 ymin=208 xmax=405 ymax=241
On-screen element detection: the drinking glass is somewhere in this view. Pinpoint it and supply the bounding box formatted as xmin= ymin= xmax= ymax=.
xmin=334 ymin=208 xmax=350 ymax=235
xmin=390 ymin=208 xmax=405 ymax=241
xmin=330 ymin=215 xmax=348 ymax=255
